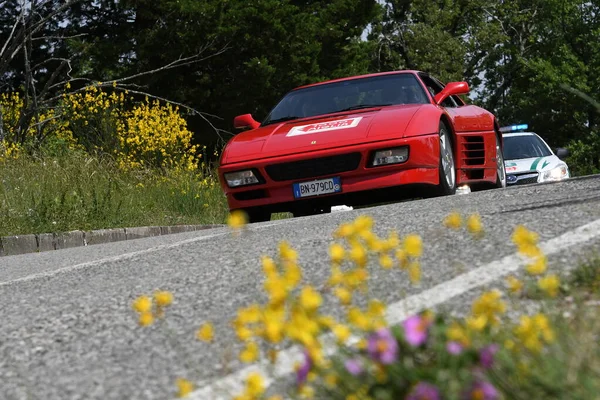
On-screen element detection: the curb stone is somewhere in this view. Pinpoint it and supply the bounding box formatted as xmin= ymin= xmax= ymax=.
xmin=0 ymin=224 xmax=223 ymax=257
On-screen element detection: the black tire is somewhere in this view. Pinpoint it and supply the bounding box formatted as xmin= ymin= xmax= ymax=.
xmin=436 ymin=121 xmax=457 ymax=196
xmin=494 ymin=133 xmax=507 ymax=188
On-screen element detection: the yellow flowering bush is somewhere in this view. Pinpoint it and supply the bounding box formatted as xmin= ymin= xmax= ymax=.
xmin=0 ymin=86 xmax=200 ymax=171
xmin=128 ymin=212 xmax=587 ymax=399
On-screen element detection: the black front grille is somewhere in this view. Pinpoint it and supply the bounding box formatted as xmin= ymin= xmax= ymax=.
xmin=507 ymin=172 xmax=539 ymax=186
xmin=265 ymin=153 xmax=362 ymax=181
xmin=515 ymin=177 xmax=538 ymax=185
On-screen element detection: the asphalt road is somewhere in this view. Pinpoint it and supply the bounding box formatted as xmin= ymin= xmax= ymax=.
xmin=1 ymin=175 xmax=600 ymax=400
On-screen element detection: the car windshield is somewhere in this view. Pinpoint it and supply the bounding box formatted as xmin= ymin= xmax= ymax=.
xmin=503 ymin=134 xmax=552 ymax=160
xmin=262 ymin=73 xmax=430 ymax=126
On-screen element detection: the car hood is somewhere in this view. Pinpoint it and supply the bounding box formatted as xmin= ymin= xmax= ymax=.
xmin=504 ymin=155 xmax=563 ymax=174
xmin=221 ymin=105 xmax=424 ymax=164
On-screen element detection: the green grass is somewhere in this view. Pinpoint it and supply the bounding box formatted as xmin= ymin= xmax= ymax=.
xmin=0 ymin=152 xmax=230 ymax=236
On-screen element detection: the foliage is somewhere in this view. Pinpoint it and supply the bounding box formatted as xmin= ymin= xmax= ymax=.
xmin=0 ymin=152 xmax=227 ymax=236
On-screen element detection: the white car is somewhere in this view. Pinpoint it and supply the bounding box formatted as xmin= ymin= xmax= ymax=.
xmin=500 ymin=125 xmax=570 ymax=186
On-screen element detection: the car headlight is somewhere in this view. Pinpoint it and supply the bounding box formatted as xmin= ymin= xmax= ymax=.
xmin=539 ymin=164 xmax=569 ymax=182
xmin=370 ymin=147 xmax=409 ymax=167
xmin=224 ymin=170 xmax=261 ymax=187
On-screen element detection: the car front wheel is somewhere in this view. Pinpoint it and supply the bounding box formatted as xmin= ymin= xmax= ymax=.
xmin=436 ymin=121 xmax=457 ymax=196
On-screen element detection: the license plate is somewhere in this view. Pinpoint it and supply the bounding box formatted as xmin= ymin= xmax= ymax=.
xmin=293 ymin=177 xmax=342 ymax=199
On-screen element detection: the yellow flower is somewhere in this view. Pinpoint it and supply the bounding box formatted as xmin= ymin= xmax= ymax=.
xmin=466 ymin=213 xmax=483 ymax=235
xmin=279 ymin=241 xmax=298 ymax=262
xmin=471 ymin=289 xmax=506 ymax=326
xmin=245 ymin=372 xmax=265 ymax=397
xmin=154 ymin=290 xmax=173 ymax=307
xmin=466 ymin=314 xmax=487 ymax=331
xmin=240 ymin=341 xmax=260 ymax=363
xmin=329 ymin=243 xmax=346 ymax=264
xmin=512 ymin=225 xmax=539 ymax=248
xmin=299 ymin=385 xmax=315 ymax=399
xmin=349 ymin=243 xmax=367 ymax=267
xmin=367 ymin=299 xmax=386 ymax=318
xmin=506 ymin=275 xmax=523 ymax=293
xmin=526 ymin=255 xmax=547 ymax=275
xmin=264 ymin=314 xmax=284 ymax=343
xmin=324 ymin=373 xmax=338 ymax=388
xmin=408 ymin=261 xmax=421 ymax=284
xmin=395 ymin=248 xmax=408 ymax=269
xmin=334 ymin=287 xmax=352 ymax=305
xmin=334 ymin=222 xmax=355 ymax=239
xmin=443 ymin=211 xmax=462 ymax=229
xmin=227 ymin=210 xmax=248 ymax=229
xmin=197 ymin=323 xmax=214 ymax=342
xmin=261 ymin=256 xmax=278 ymax=277
xmin=332 ymin=324 xmax=351 ymax=343
xmin=404 ymin=234 xmax=423 ymax=258
xmin=446 ymin=321 xmax=470 ymax=347
xmin=328 ymin=265 xmax=344 ymax=286
xmin=132 ymin=295 xmax=152 ymax=313
xmin=268 ymin=396 xmax=284 ymax=400
xmin=299 ymin=286 xmax=322 ymax=313
xmin=538 ymin=274 xmax=560 ymax=297
xmin=347 ymin=307 xmax=371 ymax=331
xmin=139 ymin=312 xmax=154 ymax=327
xmin=176 ymin=378 xmax=194 ymax=398
xmin=379 ymin=253 xmax=394 ymax=269
xmin=353 ymin=215 xmax=373 ymax=233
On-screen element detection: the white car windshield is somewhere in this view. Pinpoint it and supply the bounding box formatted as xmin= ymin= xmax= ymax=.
xmin=503 ymin=135 xmax=552 ymax=160
xmin=261 ymin=74 xmax=430 ymax=126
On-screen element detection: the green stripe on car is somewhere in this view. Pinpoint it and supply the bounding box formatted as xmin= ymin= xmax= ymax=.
xmin=530 ymin=157 xmax=543 ymax=170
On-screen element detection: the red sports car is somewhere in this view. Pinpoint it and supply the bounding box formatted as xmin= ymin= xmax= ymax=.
xmin=218 ymin=70 xmax=506 ymax=222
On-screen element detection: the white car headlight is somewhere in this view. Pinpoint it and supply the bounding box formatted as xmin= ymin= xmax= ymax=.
xmin=371 ymin=147 xmax=409 ymax=166
xmin=224 ymin=170 xmax=260 ymax=187
xmin=540 ymin=164 xmax=569 ymax=182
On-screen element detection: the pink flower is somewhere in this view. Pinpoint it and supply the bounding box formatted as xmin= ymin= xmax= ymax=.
xmin=447 ymin=341 xmax=464 ymax=355
xmin=406 ymin=382 xmax=441 ymax=400
xmin=296 ymin=349 xmax=312 ymax=385
xmin=403 ymin=315 xmax=431 ymax=347
xmin=367 ymin=328 xmax=398 ymax=364
xmin=344 ymin=358 xmax=363 ymax=376
xmin=479 ymin=344 xmax=499 ymax=369
xmin=464 ymin=381 xmax=499 ymax=400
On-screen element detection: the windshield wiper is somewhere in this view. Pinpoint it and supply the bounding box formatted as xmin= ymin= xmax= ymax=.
xmin=336 ymin=103 xmax=392 ymax=112
xmin=262 ymin=116 xmax=301 ymax=126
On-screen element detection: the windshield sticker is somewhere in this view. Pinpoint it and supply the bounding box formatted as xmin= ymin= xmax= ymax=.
xmin=286 ymin=117 xmax=363 ymax=137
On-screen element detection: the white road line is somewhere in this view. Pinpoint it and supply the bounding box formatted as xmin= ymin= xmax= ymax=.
xmin=186 ymin=218 xmax=600 ymax=400
xmin=0 ymin=221 xmax=289 ymax=287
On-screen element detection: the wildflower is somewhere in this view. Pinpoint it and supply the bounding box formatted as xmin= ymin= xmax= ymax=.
xmin=538 ymin=274 xmax=560 ymax=297
xmin=334 ymin=222 xmax=355 ymax=239
xmin=479 ymin=344 xmax=499 ymax=369
xmin=344 ymin=358 xmax=363 ymax=376
xmin=245 ymin=372 xmax=265 ymax=397
xmin=525 ymin=255 xmax=547 ymax=275
xmin=353 ymin=215 xmax=373 ymax=233
xmin=446 ymin=321 xmax=470 ymax=347
xmin=334 ymin=287 xmax=353 ymax=305
xmin=329 ymin=243 xmax=345 ymax=264
xmin=406 ymin=382 xmax=441 ymax=400
xmin=404 ymin=234 xmax=423 ymax=257
xmin=403 ymin=315 xmax=430 ymax=347
xmin=408 ymin=262 xmax=421 ymax=284
xmin=349 ymin=243 xmax=367 ymax=267
xmin=466 ymin=314 xmax=487 ymax=332
xmin=333 ymin=324 xmax=351 ymax=344
xmin=299 ymin=385 xmax=315 ymax=399
xmin=471 ymin=290 xmax=506 ymax=327
xmin=396 ymin=248 xmax=408 ymax=269
xmin=367 ymin=328 xmax=398 ymax=364
xmin=299 ymin=286 xmax=322 ymax=314
xmin=261 ymin=256 xmax=278 ymax=277
xmin=240 ymin=341 xmax=260 ymax=363
xmin=444 ymin=212 xmax=462 ymax=229
xmin=328 ymin=265 xmax=344 ymax=286
xmin=379 ymin=253 xmax=394 ymax=269
xmin=296 ymin=350 xmax=312 ymax=386
xmin=197 ymin=323 xmax=214 ymax=342
xmin=466 ymin=381 xmax=499 ymax=400
xmin=324 ymin=373 xmax=338 ymax=388
xmin=175 ymin=378 xmax=194 ymax=398
xmin=132 ymin=295 xmax=152 ymax=313
xmin=367 ymin=299 xmax=386 ymax=318
xmin=505 ymin=275 xmax=523 ymax=294
xmin=154 ymin=290 xmax=173 ymax=307
xmin=347 ymin=307 xmax=371 ymax=331
xmin=139 ymin=312 xmax=154 ymax=327
xmin=466 ymin=214 xmax=483 ymax=236
xmin=279 ymin=241 xmax=298 ymax=262
xmin=512 ymin=225 xmax=539 ymax=249
xmin=447 ymin=341 xmax=464 ymax=355
xmin=227 ymin=210 xmax=248 ymax=230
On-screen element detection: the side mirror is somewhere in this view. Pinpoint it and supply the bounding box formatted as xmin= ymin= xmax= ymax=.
xmin=233 ymin=114 xmax=260 ymax=130
xmin=434 ymin=81 xmax=470 ymax=105
xmin=555 ymin=147 xmax=569 ymax=160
